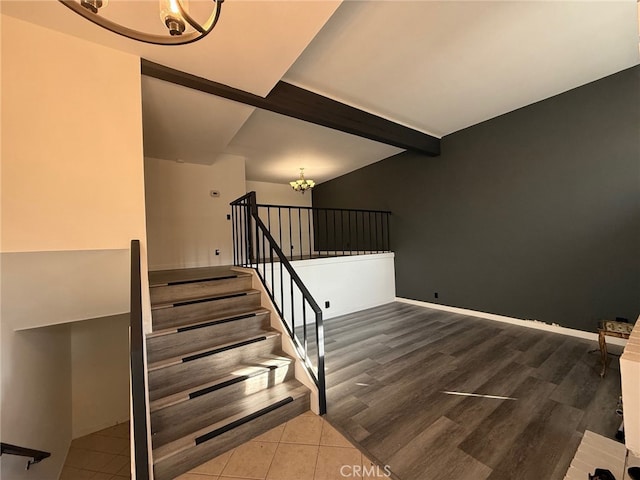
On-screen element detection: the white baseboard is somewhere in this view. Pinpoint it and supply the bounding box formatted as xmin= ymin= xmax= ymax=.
xmin=395 ymin=297 xmax=628 ymax=347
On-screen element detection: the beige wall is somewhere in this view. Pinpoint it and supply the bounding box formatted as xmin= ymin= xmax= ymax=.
xmin=145 ymin=155 xmax=246 ymax=270
xmin=247 ymin=180 xmax=313 ymax=208
xmin=1 ymin=16 xmax=147 ymax=252
xmin=71 ymin=314 xmax=130 ymax=439
xmin=1 ymin=14 xmax=148 ymax=479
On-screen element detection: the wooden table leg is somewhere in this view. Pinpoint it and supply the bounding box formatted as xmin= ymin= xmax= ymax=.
xmin=599 ymin=330 xmax=608 ymax=377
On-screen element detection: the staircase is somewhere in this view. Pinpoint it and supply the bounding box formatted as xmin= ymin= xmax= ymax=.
xmin=147 ymin=266 xmax=311 ymax=480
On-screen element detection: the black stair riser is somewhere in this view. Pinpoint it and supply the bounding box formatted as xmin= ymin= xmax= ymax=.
xmin=158 ymin=292 xmax=248 ymax=309
xmin=177 ymin=312 xmax=258 ymax=333
xmin=164 ymin=274 xmax=238 ymax=286
xmin=182 ymin=337 xmax=267 ymax=363
xmin=152 ymin=292 xmax=261 ymax=331
xmin=189 ymin=365 xmax=279 ymax=400
xmin=152 ymin=393 xmax=310 ymax=480
xmin=148 ymin=336 xmax=281 ymax=400
xmin=195 ymin=397 xmax=294 ymax=445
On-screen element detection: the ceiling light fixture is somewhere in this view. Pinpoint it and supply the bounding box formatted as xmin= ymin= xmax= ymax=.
xmin=290 ymin=168 xmax=315 ymax=194
xmin=59 ymin=0 xmax=224 ymax=46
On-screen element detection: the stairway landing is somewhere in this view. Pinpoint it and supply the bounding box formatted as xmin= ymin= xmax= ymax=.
xmin=149 ymin=266 xmax=241 ymax=286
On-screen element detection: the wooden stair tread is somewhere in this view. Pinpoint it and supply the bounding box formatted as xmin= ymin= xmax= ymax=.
xmin=151 ymin=289 xmax=259 ymax=310
xmin=149 ymin=266 xmax=249 ymax=287
xmin=152 ymin=380 xmax=309 ymax=462
xmin=149 ymin=355 xmax=294 ymax=413
xmin=148 ymin=308 xmax=270 ymax=338
xmin=147 ymin=330 xmax=280 ymax=371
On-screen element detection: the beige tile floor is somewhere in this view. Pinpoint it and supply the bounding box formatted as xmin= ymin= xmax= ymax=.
xmin=60 ymin=413 xmax=387 ymax=480
xmin=60 ymin=422 xmax=131 ymax=480
xmin=177 ymin=411 xmax=386 ymax=480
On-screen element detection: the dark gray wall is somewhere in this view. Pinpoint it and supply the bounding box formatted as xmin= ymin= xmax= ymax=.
xmin=312 ymin=66 xmax=640 ymax=331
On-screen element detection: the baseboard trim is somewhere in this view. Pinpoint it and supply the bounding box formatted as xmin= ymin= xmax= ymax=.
xmin=395 ymin=297 xmax=628 ymax=347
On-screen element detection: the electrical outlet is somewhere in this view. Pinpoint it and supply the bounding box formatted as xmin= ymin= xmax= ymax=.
xmin=325 ymin=301 xmax=330 ymax=308
xmin=226 ymin=214 xmax=231 ymax=220
xmin=434 ymin=292 xmax=439 ymax=299
xmin=215 ymin=249 xmax=220 ymax=255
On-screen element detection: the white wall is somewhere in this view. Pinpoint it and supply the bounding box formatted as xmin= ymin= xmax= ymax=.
xmin=1 ymin=250 xmax=129 ymax=330
xmin=621 ymin=317 xmax=640 ymax=456
xmin=293 ymin=253 xmax=396 ymax=320
xmin=1 ymin=14 xmax=148 ymax=479
xmin=145 ymin=155 xmax=246 ymax=270
xmin=260 ymin=253 xmax=396 ymax=329
xmin=0 ymin=322 xmax=72 ymax=479
xmin=71 ymin=314 xmax=130 ymax=439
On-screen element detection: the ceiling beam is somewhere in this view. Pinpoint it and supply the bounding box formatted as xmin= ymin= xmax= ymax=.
xmin=141 ymin=59 xmax=440 ymax=156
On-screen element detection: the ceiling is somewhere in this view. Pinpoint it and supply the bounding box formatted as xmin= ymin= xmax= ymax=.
xmin=3 ymin=1 xmax=639 ymax=185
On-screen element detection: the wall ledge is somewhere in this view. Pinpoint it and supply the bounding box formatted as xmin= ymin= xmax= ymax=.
xmin=291 ymin=252 xmax=394 ymax=268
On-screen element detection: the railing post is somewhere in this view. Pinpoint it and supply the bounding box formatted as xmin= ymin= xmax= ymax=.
xmin=231 ymin=206 xmax=237 ymax=266
xmin=130 ymin=239 xmax=151 ymax=480
xmin=316 ymin=310 xmax=327 ymax=415
xmin=247 ymin=192 xmax=258 ymax=265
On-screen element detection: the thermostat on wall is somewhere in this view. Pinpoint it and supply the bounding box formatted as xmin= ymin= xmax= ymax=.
xmin=210 ymin=190 xmax=220 ymax=197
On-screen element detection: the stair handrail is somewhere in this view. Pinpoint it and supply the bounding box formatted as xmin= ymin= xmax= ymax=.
xmin=130 ymin=239 xmax=151 ymax=480
xmin=231 ymin=192 xmax=327 ymax=414
xmin=0 ymin=443 xmax=50 ymax=470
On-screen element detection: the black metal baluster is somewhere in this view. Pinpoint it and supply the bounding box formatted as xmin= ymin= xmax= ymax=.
xmin=240 ymin=205 xmax=245 ymax=265
xmin=270 ymin=234 xmax=274 ymax=296
xmin=387 ymin=213 xmax=391 ymax=251
xmin=262 ymin=231 xmax=266 ymax=279
xmin=375 ymin=211 xmax=379 ymax=253
xmin=278 ymin=208 xmax=283 ymax=254
xmin=341 ymin=210 xmax=345 ymax=256
xmin=355 ymin=211 xmax=359 ymax=255
xmin=255 ymin=210 xmax=260 ymax=268
xmin=369 ymin=211 xmax=373 ymax=254
xmin=348 ymin=210 xmax=352 ymax=255
xmin=333 ymin=210 xmax=337 ymax=255
xmin=231 ymin=206 xmax=236 ymax=265
xmin=298 ymin=208 xmax=302 ymax=261
xmin=288 ymin=207 xmax=293 ymax=261
xmin=280 ymin=260 xmax=284 ymax=322
xmin=324 ymin=209 xmax=328 ymax=256
xmin=308 ymin=208 xmax=312 ymax=259
xmin=303 ymin=298 xmax=307 ymax=359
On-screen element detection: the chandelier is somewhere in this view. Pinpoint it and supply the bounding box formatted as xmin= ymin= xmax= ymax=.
xmin=290 ymin=168 xmax=315 ymax=194
xmin=58 ymin=0 xmax=224 ymax=46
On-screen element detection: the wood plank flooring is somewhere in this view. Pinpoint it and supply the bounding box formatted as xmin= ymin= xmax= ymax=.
xmin=321 ymin=302 xmax=623 ymax=480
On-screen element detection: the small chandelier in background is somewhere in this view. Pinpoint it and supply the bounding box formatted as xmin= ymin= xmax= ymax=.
xmin=59 ymin=0 xmax=224 ymax=46
xmin=290 ymin=168 xmax=315 ymax=194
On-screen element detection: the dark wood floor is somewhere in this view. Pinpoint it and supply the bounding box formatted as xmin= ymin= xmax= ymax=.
xmin=322 ymin=302 xmax=623 ymax=480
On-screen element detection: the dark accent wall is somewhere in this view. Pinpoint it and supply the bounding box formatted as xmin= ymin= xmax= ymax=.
xmin=312 ymin=66 xmax=640 ymax=332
